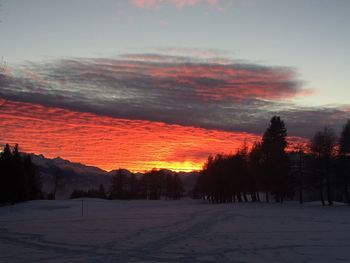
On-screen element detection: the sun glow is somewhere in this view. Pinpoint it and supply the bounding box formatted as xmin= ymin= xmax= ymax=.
xmin=0 ymin=99 xmax=262 ymax=172
xmin=0 ymin=99 xmax=307 ymax=172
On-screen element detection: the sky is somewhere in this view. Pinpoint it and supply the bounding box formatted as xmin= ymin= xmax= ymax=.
xmin=0 ymin=0 xmax=349 ymax=171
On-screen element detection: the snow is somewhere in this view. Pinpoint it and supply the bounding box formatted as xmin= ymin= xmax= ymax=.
xmin=1 ymin=199 xmax=350 ymax=262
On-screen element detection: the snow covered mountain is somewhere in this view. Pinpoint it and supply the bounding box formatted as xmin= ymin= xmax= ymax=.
xmin=30 ymin=154 xmax=106 ymax=176
xmin=29 ymin=154 xmax=112 ymax=199
xmin=29 ymin=154 xmax=199 ymax=199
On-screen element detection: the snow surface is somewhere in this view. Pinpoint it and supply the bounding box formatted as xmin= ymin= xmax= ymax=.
xmin=1 ymin=199 xmax=350 ymax=263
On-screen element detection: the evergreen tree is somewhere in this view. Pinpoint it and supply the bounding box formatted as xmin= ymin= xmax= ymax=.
xmin=248 ymin=142 xmax=263 ymax=202
xmin=338 ymin=120 xmax=350 ymax=205
xmin=12 ymin=144 xmax=27 ymax=202
xmin=0 ymin=144 xmax=41 ymax=204
xmin=261 ymin=116 xmax=290 ymax=203
xmin=140 ymin=170 xmax=164 ymax=200
xmin=25 ymin=155 xmax=42 ymax=200
xmin=109 ymin=170 xmax=128 ymax=199
xmin=310 ymin=126 xmax=337 ymax=205
xmin=0 ymin=144 xmax=12 ymax=204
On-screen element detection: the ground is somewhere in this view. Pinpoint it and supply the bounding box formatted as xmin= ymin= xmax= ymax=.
xmin=0 ymin=199 xmax=350 ymax=263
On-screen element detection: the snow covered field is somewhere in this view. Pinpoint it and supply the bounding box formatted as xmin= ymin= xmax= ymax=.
xmin=1 ymin=199 xmax=350 ymax=263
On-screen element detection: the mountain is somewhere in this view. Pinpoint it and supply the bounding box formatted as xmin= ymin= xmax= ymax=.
xmin=28 ymin=154 xmax=200 ymax=199
xmin=29 ymin=154 xmax=112 ymax=199
xmin=30 ymin=154 xmax=106 ymax=176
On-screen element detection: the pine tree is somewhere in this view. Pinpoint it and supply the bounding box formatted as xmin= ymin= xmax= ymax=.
xmin=0 ymin=144 xmax=12 ymax=204
xmin=261 ymin=116 xmax=290 ymax=203
xmin=25 ymin=155 xmax=42 ymax=200
xmin=12 ymin=144 xmax=27 ymax=202
xmin=0 ymin=144 xmax=42 ymax=204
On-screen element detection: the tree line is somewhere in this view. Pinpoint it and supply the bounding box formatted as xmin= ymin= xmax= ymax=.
xmin=194 ymin=116 xmax=350 ymax=206
xmin=0 ymin=142 xmax=184 ymax=204
xmin=71 ymin=169 xmax=185 ymax=200
xmin=71 ymin=184 xmax=107 ymax=199
xmin=0 ymin=144 xmax=42 ymax=205
xmin=3 ymin=116 xmax=350 ymax=206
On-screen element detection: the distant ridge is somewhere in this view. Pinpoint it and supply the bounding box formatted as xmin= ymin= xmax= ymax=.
xmin=27 ymin=153 xmax=199 ymax=199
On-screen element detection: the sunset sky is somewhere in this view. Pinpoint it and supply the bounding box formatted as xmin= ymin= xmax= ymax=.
xmin=0 ymin=0 xmax=349 ymax=171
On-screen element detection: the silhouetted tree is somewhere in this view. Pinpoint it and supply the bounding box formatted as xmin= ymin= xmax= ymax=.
xmin=194 ymin=118 xmax=300 ymax=205
xmin=292 ymin=145 xmax=306 ymax=204
xmin=261 ymin=116 xmax=291 ymax=203
xmin=194 ymin=119 xmax=350 ymax=205
xmin=109 ymin=170 xmax=128 ymax=199
xmin=128 ymin=174 xmax=138 ymax=199
xmin=248 ymin=142 xmax=263 ymax=202
xmin=71 ymin=184 xmax=107 ymax=199
xmin=338 ymin=120 xmax=350 ymax=205
xmin=164 ymin=173 xmax=183 ymax=200
xmin=0 ymin=144 xmax=12 ymax=204
xmin=0 ymin=144 xmax=41 ymax=204
xmin=194 ymin=156 xmax=213 ymax=200
xmin=140 ymin=169 xmax=164 ymax=200
xmin=195 ymin=147 xmax=257 ymax=204
xmin=310 ymin=126 xmax=337 ymax=205
xmin=171 ymin=174 xmax=185 ymax=200
xmin=23 ymin=155 xmax=42 ymax=200
xmin=12 ymin=144 xmax=27 ymax=202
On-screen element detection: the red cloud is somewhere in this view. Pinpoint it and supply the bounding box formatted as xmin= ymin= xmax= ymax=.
xmin=0 ymin=99 xmax=262 ymax=172
xmin=18 ymin=54 xmax=304 ymax=103
xmin=0 ymin=99 xmax=307 ymax=171
xmin=0 ymin=53 xmax=314 ymax=137
xmin=144 ymin=63 xmax=300 ymax=101
xmin=0 ymin=99 xmax=308 ymax=172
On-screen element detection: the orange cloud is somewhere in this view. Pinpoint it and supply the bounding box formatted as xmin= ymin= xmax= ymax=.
xmin=0 ymin=99 xmax=264 ymax=172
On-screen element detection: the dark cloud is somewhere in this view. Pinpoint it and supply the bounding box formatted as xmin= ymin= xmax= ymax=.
xmin=0 ymin=54 xmax=349 ymax=138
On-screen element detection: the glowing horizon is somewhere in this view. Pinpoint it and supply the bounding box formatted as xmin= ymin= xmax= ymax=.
xmin=0 ymin=99 xmax=268 ymax=172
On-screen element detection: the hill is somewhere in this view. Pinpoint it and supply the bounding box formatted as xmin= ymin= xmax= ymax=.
xmin=29 ymin=154 xmax=199 ymax=198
